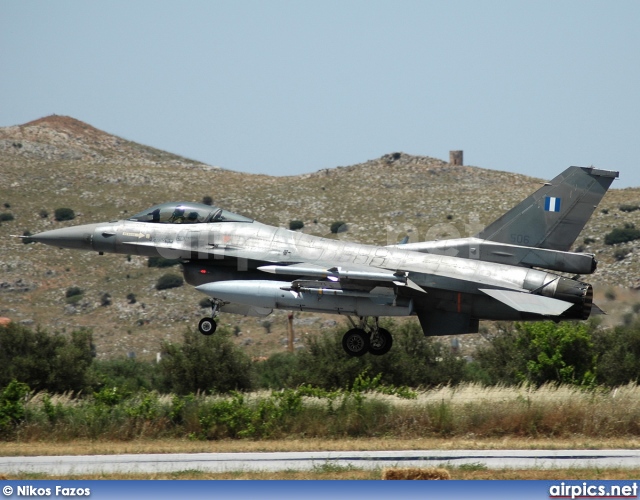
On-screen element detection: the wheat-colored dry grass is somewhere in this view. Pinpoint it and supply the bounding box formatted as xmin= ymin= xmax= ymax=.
xmin=2 ymin=437 xmax=640 ymax=457
xmin=8 ymin=383 xmax=640 ymax=448
xmin=382 ymin=468 xmax=451 ymax=480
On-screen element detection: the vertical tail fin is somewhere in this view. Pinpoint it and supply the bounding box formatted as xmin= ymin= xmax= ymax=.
xmin=476 ymin=166 xmax=618 ymax=251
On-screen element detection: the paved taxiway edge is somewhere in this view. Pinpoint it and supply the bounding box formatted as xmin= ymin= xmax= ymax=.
xmin=1 ymin=450 xmax=640 ymax=475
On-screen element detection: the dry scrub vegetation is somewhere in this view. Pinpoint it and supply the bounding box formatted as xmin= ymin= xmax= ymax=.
xmin=3 ymin=383 xmax=639 ymax=446
xmin=3 ymin=383 xmax=639 ymax=481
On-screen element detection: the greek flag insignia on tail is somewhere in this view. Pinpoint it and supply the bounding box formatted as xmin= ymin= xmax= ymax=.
xmin=544 ymin=196 xmax=561 ymax=212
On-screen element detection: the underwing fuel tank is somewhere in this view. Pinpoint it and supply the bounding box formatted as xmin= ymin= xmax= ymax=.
xmin=196 ymin=280 xmax=413 ymax=317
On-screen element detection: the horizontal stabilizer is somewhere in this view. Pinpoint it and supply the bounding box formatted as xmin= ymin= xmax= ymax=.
xmin=479 ymin=288 xmax=573 ymax=316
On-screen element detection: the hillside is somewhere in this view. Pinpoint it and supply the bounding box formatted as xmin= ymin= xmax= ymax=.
xmin=1 ymin=115 xmax=639 ymax=360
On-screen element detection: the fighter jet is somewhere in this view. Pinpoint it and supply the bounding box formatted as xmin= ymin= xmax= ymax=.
xmin=29 ymin=166 xmax=618 ymax=356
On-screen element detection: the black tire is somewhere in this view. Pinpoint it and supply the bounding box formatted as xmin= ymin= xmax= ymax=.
xmin=369 ymin=327 xmax=393 ymax=355
xmin=342 ymin=328 xmax=370 ymax=357
xmin=198 ymin=317 xmax=217 ymax=335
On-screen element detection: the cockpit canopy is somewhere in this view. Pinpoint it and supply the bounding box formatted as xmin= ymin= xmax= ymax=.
xmin=128 ymin=202 xmax=253 ymax=224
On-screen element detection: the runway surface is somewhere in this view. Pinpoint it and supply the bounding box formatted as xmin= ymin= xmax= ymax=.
xmin=2 ymin=450 xmax=639 ymax=475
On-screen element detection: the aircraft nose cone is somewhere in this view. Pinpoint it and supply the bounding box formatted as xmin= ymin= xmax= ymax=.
xmin=30 ymin=223 xmax=104 ymax=251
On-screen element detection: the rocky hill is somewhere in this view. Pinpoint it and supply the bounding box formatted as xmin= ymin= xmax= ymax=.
xmin=1 ymin=115 xmax=639 ymax=360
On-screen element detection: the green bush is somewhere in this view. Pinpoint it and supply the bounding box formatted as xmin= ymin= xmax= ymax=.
xmin=255 ymin=352 xmax=298 ymax=389
xmin=619 ymin=204 xmax=640 ymax=213
xmin=604 ymin=225 xmax=640 ymax=245
xmin=66 ymin=294 xmax=83 ymax=305
xmin=66 ymin=286 xmax=84 ymax=298
xmin=0 ymin=213 xmax=14 ymax=222
xmin=289 ymin=220 xmax=304 ymax=231
xmin=156 ymin=273 xmax=184 ymax=290
xmin=330 ymin=221 xmax=348 ymax=234
xmin=65 ymin=286 xmax=84 ymax=304
xmin=159 ymin=327 xmax=254 ymax=394
xmin=0 ymin=380 xmax=30 ymax=433
xmin=54 ymin=207 xmax=75 ymax=221
xmin=90 ymin=359 xmax=162 ymax=394
xmin=64 ymin=286 xmax=84 ymax=304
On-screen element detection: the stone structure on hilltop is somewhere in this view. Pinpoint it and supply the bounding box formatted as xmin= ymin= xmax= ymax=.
xmin=449 ymin=150 xmax=463 ymax=166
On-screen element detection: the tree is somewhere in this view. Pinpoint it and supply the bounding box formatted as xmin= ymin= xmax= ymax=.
xmin=592 ymin=319 xmax=640 ymax=386
xmin=473 ymin=321 xmax=597 ymax=386
xmin=0 ymin=323 xmax=94 ymax=393
xmin=518 ymin=322 xmax=595 ymax=385
xmin=159 ymin=327 xmax=254 ymax=394
xmin=471 ymin=323 xmax=525 ymax=385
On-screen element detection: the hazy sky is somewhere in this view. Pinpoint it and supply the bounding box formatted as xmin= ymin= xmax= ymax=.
xmin=2 ymin=1 xmax=639 ymax=187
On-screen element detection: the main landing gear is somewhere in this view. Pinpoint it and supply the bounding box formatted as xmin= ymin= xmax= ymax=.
xmin=197 ymin=301 xmax=393 ymax=357
xmin=198 ymin=299 xmax=223 ymax=335
xmin=342 ymin=317 xmax=393 ymax=357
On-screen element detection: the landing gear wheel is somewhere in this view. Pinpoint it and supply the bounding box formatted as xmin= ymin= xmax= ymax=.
xmin=198 ymin=317 xmax=217 ymax=336
xmin=369 ymin=327 xmax=393 ymax=356
xmin=342 ymin=328 xmax=370 ymax=357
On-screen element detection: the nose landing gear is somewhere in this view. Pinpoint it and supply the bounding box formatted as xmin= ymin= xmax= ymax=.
xmin=198 ymin=299 xmax=223 ymax=335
